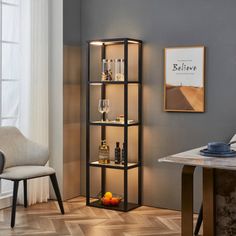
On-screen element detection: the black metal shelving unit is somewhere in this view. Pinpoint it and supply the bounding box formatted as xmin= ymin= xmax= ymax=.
xmin=86 ymin=38 xmax=142 ymax=212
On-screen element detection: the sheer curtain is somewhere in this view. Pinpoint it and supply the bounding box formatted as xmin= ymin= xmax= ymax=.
xmin=17 ymin=0 xmax=49 ymax=205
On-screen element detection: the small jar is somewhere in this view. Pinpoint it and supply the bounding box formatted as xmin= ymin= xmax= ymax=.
xmin=116 ymin=115 xmax=124 ymax=123
xmin=114 ymin=59 xmax=124 ymax=81
xmin=102 ymin=59 xmax=113 ymax=81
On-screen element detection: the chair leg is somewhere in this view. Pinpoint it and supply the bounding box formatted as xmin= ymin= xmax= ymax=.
xmin=194 ymin=204 xmax=203 ymax=235
xmin=11 ymin=180 xmax=19 ymax=228
xmin=50 ymin=174 xmax=64 ymax=214
xmin=23 ymin=179 xmax=27 ymax=208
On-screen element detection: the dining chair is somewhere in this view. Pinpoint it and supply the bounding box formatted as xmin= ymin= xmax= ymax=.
xmin=0 ymin=126 xmax=64 ymax=228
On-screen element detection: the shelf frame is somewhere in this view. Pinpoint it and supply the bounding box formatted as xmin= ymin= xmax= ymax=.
xmin=123 ymin=38 xmax=129 ymax=210
xmin=86 ymin=37 xmax=142 ymax=212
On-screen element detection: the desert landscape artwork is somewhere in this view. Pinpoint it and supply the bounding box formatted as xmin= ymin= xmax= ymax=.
xmin=164 ymin=46 xmax=205 ymax=112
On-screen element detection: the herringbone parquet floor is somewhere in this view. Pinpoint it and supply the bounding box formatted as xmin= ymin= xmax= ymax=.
xmin=0 ymin=197 xmax=201 ymax=236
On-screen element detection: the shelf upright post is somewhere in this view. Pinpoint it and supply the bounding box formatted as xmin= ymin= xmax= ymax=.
xmin=138 ymin=41 xmax=143 ymax=205
xmin=124 ymin=39 xmax=129 ymax=211
xmin=86 ymin=42 xmax=91 ymax=206
xmin=101 ymin=43 xmax=106 ymax=196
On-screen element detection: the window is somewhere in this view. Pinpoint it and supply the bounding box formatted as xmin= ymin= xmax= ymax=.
xmin=0 ymin=0 xmax=21 ymax=196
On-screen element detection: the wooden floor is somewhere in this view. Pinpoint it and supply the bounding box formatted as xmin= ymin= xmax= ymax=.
xmin=0 ymin=197 xmax=201 ymax=236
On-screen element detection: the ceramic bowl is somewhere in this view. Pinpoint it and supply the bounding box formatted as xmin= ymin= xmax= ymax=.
xmin=207 ymin=142 xmax=230 ymax=153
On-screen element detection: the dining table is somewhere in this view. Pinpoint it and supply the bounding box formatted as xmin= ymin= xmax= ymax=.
xmin=159 ymin=135 xmax=236 ymax=236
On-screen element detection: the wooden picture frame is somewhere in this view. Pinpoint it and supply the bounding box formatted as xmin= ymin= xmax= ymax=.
xmin=164 ymin=46 xmax=205 ymax=112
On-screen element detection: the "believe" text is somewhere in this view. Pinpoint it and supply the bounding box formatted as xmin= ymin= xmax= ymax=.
xmin=172 ymin=63 xmax=197 ymax=72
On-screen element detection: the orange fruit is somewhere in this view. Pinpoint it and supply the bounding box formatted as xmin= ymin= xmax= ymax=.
xmin=102 ymin=197 xmax=111 ymax=206
xmin=104 ymin=191 xmax=112 ymax=199
xmin=110 ymin=197 xmax=119 ymax=206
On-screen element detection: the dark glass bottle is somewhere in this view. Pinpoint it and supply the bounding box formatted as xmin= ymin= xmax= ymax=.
xmin=121 ymin=143 xmax=125 ymax=164
xmin=115 ymin=142 xmax=121 ymax=164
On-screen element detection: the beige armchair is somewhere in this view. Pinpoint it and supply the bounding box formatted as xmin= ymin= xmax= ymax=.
xmin=0 ymin=127 xmax=64 ymax=228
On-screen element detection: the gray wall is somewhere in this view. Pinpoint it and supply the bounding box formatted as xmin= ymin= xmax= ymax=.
xmin=79 ymin=0 xmax=236 ymax=210
xmin=63 ymin=0 xmax=81 ymax=45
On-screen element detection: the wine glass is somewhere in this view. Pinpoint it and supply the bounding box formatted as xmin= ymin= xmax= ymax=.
xmin=98 ymin=99 xmax=110 ymax=122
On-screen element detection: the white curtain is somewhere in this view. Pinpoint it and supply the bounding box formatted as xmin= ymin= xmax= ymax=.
xmin=18 ymin=0 xmax=49 ymax=205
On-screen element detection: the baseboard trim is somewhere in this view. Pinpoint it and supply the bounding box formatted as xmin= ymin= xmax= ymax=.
xmin=0 ymin=193 xmax=12 ymax=210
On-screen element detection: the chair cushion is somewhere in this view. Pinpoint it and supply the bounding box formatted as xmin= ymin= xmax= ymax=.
xmin=0 ymin=166 xmax=55 ymax=180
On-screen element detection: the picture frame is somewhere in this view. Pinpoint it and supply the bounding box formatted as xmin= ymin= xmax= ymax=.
xmin=164 ymin=46 xmax=205 ymax=112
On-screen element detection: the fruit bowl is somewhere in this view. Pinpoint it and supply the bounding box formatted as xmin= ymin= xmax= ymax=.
xmin=99 ymin=192 xmax=122 ymax=206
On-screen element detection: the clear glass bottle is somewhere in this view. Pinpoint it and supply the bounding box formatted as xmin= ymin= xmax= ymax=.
xmin=101 ymin=59 xmax=113 ymax=81
xmin=114 ymin=59 xmax=124 ymax=81
xmin=98 ymin=140 xmax=110 ymax=164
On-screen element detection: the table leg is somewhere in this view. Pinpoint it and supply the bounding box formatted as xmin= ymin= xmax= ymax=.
xmin=182 ymin=165 xmax=196 ymax=236
xmin=203 ymin=168 xmax=215 ymax=236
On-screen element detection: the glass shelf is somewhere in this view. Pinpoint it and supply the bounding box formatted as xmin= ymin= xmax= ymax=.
xmin=89 ymin=81 xmax=140 ymax=85
xmin=88 ymin=199 xmax=139 ymax=212
xmin=90 ymin=120 xmax=140 ymax=127
xmin=89 ymin=160 xmax=139 ymax=169
xmin=89 ymin=38 xmax=142 ymax=46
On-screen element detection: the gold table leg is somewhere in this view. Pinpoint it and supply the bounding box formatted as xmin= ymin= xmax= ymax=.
xmin=182 ymin=165 xmax=196 ymax=236
xmin=203 ymin=168 xmax=215 ymax=236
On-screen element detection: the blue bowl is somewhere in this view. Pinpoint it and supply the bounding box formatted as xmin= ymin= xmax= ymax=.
xmin=207 ymin=142 xmax=230 ymax=153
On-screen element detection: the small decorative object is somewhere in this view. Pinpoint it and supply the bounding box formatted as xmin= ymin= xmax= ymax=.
xmin=115 ymin=115 xmax=124 ymax=123
xmin=102 ymin=59 xmax=113 ymax=81
xmin=115 ymin=142 xmax=121 ymax=164
xmin=114 ymin=59 xmax=124 ymax=81
xmin=200 ymin=141 xmax=236 ymax=158
xmin=98 ymin=140 xmax=110 ymax=164
xmin=100 ymin=191 xmax=122 ymax=206
xmin=121 ymin=143 xmax=125 ymax=164
xmin=114 ymin=115 xmax=134 ymax=124
xmin=98 ymin=99 xmax=110 ymax=121
xmin=164 ymin=46 xmax=205 ymax=112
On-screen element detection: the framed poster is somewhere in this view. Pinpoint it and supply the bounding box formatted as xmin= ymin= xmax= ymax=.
xmin=164 ymin=46 xmax=205 ymax=112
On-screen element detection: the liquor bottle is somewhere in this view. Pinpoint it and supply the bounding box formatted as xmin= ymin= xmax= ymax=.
xmin=114 ymin=142 xmax=121 ymax=164
xmin=98 ymin=140 xmax=110 ymax=164
xmin=121 ymin=143 xmax=125 ymax=164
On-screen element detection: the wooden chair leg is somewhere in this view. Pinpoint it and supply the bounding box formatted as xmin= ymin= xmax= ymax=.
xmin=11 ymin=180 xmax=19 ymax=228
xmin=23 ymin=179 xmax=27 ymax=208
xmin=50 ymin=174 xmax=64 ymax=214
xmin=194 ymin=204 xmax=203 ymax=235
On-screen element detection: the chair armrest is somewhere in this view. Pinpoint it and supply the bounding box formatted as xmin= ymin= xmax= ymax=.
xmin=0 ymin=151 xmax=5 ymax=174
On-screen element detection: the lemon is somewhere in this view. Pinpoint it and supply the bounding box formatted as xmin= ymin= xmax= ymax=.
xmin=104 ymin=192 xmax=112 ymax=199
